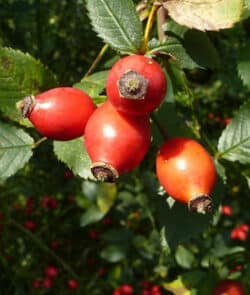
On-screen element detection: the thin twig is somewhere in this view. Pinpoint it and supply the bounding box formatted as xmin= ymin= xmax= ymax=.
xmin=83 ymin=44 xmax=109 ymax=78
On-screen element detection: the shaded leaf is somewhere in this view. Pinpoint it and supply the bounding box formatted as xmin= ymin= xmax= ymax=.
xmin=237 ymin=44 xmax=250 ymax=88
xmin=80 ymin=205 xmax=105 ymax=227
xmin=218 ymin=101 xmax=250 ymax=164
xmin=148 ymin=38 xmax=199 ymax=69
xmin=53 ymin=138 xmax=94 ymax=179
xmin=164 ymin=0 xmax=243 ymax=31
xmin=0 ymin=47 xmax=57 ymax=124
xmin=97 ymin=182 xmax=117 ymax=214
xmin=0 ymin=122 xmax=33 ymax=180
xmin=101 ymin=245 xmax=127 ymax=263
xmin=153 ymin=101 xmax=196 ymax=146
xmin=86 ymin=0 xmax=143 ymax=53
xmin=241 ymin=0 xmax=250 ymax=19
xmin=175 ymin=245 xmax=195 ymax=269
xmin=74 ymin=71 xmax=108 ymax=104
xmin=155 ymin=176 xmax=224 ymax=247
xmin=102 ymin=228 xmax=133 ymax=244
xmin=183 ymin=30 xmax=220 ymax=69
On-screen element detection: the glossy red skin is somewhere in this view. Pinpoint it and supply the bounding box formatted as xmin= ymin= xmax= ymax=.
xmin=212 ymin=280 xmax=246 ymax=295
xmin=84 ymin=101 xmax=151 ymax=175
xmin=28 ymin=87 xmax=96 ymax=140
xmin=156 ymin=137 xmax=216 ymax=204
xmin=106 ymin=55 xmax=167 ymax=116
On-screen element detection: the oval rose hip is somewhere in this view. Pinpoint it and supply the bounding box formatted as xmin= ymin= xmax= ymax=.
xmin=84 ymin=101 xmax=151 ymax=182
xmin=106 ymin=54 xmax=167 ymax=116
xmin=156 ymin=137 xmax=216 ymax=214
xmin=212 ymin=280 xmax=246 ymax=295
xmin=18 ymin=87 xmax=96 ymax=140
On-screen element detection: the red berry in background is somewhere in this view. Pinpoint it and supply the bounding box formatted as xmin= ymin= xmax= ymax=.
xmin=43 ymin=277 xmax=53 ymax=289
xmin=221 ymin=205 xmax=232 ymax=216
xmin=141 ymin=280 xmax=151 ymax=290
xmin=45 ymin=266 xmax=58 ymax=278
xmin=23 ymin=220 xmax=36 ymax=231
xmin=32 ymin=280 xmax=41 ymax=288
xmin=98 ymin=267 xmax=106 ymax=276
xmin=212 ymin=280 xmax=246 ymax=295
xmin=151 ymin=285 xmax=162 ymax=294
xmin=102 ymin=216 xmax=112 ymax=225
xmin=224 ymin=117 xmax=231 ymax=125
xmin=120 ymin=284 xmax=134 ymax=295
xmin=156 ymin=137 xmax=216 ymax=214
xmin=50 ymin=240 xmax=60 ymax=249
xmin=18 ymin=87 xmax=96 ymax=140
xmin=64 ymin=169 xmax=73 ymax=179
xmin=67 ymin=279 xmax=78 ymax=289
xmin=113 ymin=288 xmax=122 ymax=295
xmin=106 ymin=54 xmax=167 ymax=116
xmin=84 ymin=101 xmax=151 ymax=182
xmin=208 ymin=112 xmax=215 ymax=119
xmin=41 ymin=195 xmax=58 ymax=209
xmin=88 ymin=229 xmax=99 ymax=240
xmin=25 ymin=197 xmax=34 ymax=213
xmin=239 ymin=224 xmax=249 ymax=232
xmin=231 ymin=224 xmax=249 ymax=241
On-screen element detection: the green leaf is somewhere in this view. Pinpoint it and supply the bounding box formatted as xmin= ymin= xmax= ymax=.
xmin=74 ymin=71 xmax=108 ymax=104
xmin=101 ymin=229 xmax=133 ymax=244
xmin=148 ymin=38 xmax=199 ymax=69
xmin=163 ymin=19 xmax=188 ymax=39
xmin=183 ymin=30 xmax=220 ymax=69
xmin=97 ymin=183 xmax=117 ymax=214
xmin=80 ymin=205 xmax=105 ymax=227
xmin=86 ymin=0 xmax=143 ymax=53
xmin=155 ymin=175 xmax=224 ymax=247
xmin=53 ymin=138 xmax=94 ymax=179
xmin=237 ymin=44 xmax=250 ymax=89
xmin=218 ymin=101 xmax=250 ymax=164
xmin=100 ymin=245 xmax=127 ymax=263
xmin=163 ymin=276 xmax=191 ymax=295
xmin=0 ymin=122 xmax=33 ymax=180
xmin=153 ymin=101 xmax=196 ymax=146
xmin=0 ymin=47 xmax=57 ymax=124
xmin=164 ymin=0 xmax=244 ymax=31
xmin=241 ymin=0 xmax=250 ymax=19
xmin=175 ymin=245 xmax=195 ymax=269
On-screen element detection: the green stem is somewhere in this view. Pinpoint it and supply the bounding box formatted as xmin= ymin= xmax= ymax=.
xmin=32 ymin=137 xmax=47 ymax=149
xmin=83 ymin=44 xmax=109 ymax=79
xmin=9 ymin=218 xmax=81 ymax=281
xmin=140 ymin=4 xmax=158 ymax=54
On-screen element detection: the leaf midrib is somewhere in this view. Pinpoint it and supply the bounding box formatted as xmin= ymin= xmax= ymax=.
xmin=0 ymin=144 xmax=32 ymax=150
xmin=99 ymin=0 xmax=138 ymax=51
xmin=219 ymin=136 xmax=250 ymax=158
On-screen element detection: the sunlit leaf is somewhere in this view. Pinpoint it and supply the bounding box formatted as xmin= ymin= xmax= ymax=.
xmin=218 ymin=101 xmax=250 ymax=164
xmin=86 ymin=0 xmax=143 ymax=53
xmin=164 ymin=0 xmax=243 ymax=31
xmin=53 ymin=138 xmax=94 ymax=179
xmin=0 ymin=47 xmax=57 ymax=124
xmin=0 ymin=122 xmax=33 ymax=180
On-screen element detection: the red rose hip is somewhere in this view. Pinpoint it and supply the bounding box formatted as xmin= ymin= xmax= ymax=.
xmin=84 ymin=101 xmax=151 ymax=182
xmin=212 ymin=280 xmax=246 ymax=295
xmin=106 ymin=55 xmax=167 ymax=116
xmin=18 ymin=87 xmax=96 ymax=140
xmin=156 ymin=137 xmax=216 ymax=214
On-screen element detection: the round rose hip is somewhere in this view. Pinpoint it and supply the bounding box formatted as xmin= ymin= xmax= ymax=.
xmin=106 ymin=55 xmax=167 ymax=116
